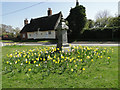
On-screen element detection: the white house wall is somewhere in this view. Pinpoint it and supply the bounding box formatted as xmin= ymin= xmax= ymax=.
xmin=27 ymin=30 xmax=56 ymax=39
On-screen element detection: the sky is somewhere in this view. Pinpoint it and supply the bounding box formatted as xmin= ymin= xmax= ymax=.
xmin=1 ymin=0 xmax=119 ymax=29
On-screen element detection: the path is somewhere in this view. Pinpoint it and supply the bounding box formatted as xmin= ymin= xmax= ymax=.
xmin=1 ymin=42 xmax=119 ymax=46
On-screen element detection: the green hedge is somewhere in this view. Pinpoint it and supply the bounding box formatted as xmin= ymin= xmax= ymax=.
xmin=68 ymin=27 xmax=120 ymax=41
xmin=80 ymin=27 xmax=120 ymax=40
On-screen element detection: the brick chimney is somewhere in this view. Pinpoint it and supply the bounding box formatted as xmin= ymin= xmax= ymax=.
xmin=47 ymin=8 xmax=52 ymax=16
xmin=24 ymin=18 xmax=28 ymax=25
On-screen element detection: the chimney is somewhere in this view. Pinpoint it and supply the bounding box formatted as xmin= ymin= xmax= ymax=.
xmin=47 ymin=8 xmax=52 ymax=16
xmin=24 ymin=18 xmax=28 ymax=25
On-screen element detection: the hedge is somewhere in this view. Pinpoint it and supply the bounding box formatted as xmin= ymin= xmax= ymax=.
xmin=68 ymin=27 xmax=120 ymax=41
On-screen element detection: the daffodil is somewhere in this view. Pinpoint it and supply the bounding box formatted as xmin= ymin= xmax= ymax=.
xmin=80 ymin=59 xmax=82 ymax=61
xmin=29 ymin=61 xmax=30 ymax=64
xmin=108 ymin=57 xmax=110 ymax=59
xmin=71 ymin=68 xmax=73 ymax=72
xmin=61 ymin=60 xmax=63 ymax=62
xmin=36 ymin=58 xmax=39 ymax=61
xmin=28 ymin=69 xmax=31 ymax=71
xmin=15 ymin=61 xmax=17 ymax=64
xmin=6 ymin=61 xmax=9 ymax=64
xmin=87 ymin=56 xmax=90 ymax=59
xmin=34 ymin=61 xmax=36 ymax=64
xmin=82 ymin=68 xmax=85 ymax=71
xmin=43 ymin=58 xmax=45 ymax=61
xmin=75 ymin=65 xmax=77 ymax=67
xmin=91 ymin=59 xmax=93 ymax=62
xmin=78 ymin=56 xmax=80 ymax=58
xmin=26 ymin=60 xmax=28 ymax=63
xmin=53 ymin=60 xmax=56 ymax=62
xmin=9 ymin=54 xmax=12 ymax=58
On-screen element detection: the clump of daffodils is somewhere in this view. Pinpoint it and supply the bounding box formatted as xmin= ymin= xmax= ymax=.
xmin=4 ymin=46 xmax=112 ymax=77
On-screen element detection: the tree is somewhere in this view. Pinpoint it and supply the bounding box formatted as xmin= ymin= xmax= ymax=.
xmin=1 ymin=24 xmax=21 ymax=39
xmin=84 ymin=19 xmax=94 ymax=29
xmin=95 ymin=10 xmax=111 ymax=27
xmin=107 ymin=16 xmax=120 ymax=27
xmin=66 ymin=5 xmax=87 ymax=39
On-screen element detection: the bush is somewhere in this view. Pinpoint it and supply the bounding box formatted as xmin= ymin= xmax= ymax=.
xmin=81 ymin=27 xmax=120 ymax=40
xmin=68 ymin=27 xmax=120 ymax=41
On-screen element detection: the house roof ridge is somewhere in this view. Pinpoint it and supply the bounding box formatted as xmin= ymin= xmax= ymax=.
xmin=32 ymin=11 xmax=62 ymax=20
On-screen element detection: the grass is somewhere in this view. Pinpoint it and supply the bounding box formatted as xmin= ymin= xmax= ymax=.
xmin=2 ymin=45 xmax=118 ymax=88
xmin=0 ymin=46 xmax=2 ymax=90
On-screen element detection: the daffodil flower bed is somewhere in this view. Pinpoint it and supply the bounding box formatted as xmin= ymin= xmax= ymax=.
xmin=3 ymin=45 xmax=113 ymax=79
xmin=4 ymin=43 xmax=18 ymax=46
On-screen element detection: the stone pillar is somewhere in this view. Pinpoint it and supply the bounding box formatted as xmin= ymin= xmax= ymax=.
xmin=56 ymin=28 xmax=62 ymax=51
xmin=62 ymin=30 xmax=68 ymax=44
xmin=62 ymin=30 xmax=71 ymax=53
xmin=56 ymin=18 xmax=71 ymax=53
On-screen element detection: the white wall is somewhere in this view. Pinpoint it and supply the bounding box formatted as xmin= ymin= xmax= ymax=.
xmin=27 ymin=30 xmax=56 ymax=39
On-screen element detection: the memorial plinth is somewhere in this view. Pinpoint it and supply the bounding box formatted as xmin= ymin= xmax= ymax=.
xmin=56 ymin=18 xmax=71 ymax=53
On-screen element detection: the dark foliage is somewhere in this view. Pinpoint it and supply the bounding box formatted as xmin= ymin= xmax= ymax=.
xmin=66 ymin=5 xmax=87 ymax=39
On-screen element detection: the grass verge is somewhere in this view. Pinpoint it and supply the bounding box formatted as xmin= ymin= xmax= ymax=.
xmin=2 ymin=45 xmax=118 ymax=88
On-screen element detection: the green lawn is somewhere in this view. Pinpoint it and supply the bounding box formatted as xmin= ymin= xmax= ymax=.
xmin=2 ymin=45 xmax=118 ymax=88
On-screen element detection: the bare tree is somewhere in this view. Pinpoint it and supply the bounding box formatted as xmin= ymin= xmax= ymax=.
xmin=95 ymin=10 xmax=110 ymax=20
xmin=95 ymin=10 xmax=111 ymax=27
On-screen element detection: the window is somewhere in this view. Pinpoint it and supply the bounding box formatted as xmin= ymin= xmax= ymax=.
xmin=41 ymin=33 xmax=42 ymax=35
xmin=48 ymin=31 xmax=51 ymax=34
xmin=23 ymin=34 xmax=25 ymax=38
xmin=29 ymin=34 xmax=31 ymax=37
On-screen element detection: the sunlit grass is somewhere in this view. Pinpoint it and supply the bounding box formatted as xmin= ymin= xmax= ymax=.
xmin=2 ymin=45 xmax=118 ymax=88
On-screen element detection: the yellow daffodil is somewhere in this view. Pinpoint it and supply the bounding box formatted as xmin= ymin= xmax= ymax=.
xmin=43 ymin=58 xmax=45 ymax=61
xmin=75 ymin=65 xmax=77 ymax=67
xmin=55 ymin=61 xmax=58 ymax=63
xmin=91 ymin=59 xmax=93 ymax=62
xmin=71 ymin=68 xmax=73 ymax=72
xmin=78 ymin=56 xmax=80 ymax=58
xmin=82 ymin=68 xmax=85 ymax=71
xmin=108 ymin=57 xmax=110 ymax=59
xmin=9 ymin=54 xmax=12 ymax=58
xmin=34 ymin=61 xmax=36 ymax=64
xmin=40 ymin=58 xmax=42 ymax=60
xmin=28 ymin=69 xmax=31 ymax=71
xmin=36 ymin=58 xmax=39 ymax=61
xmin=57 ymin=48 xmax=59 ymax=50
xmin=61 ymin=60 xmax=63 ymax=62
xmin=80 ymin=59 xmax=82 ymax=61
xmin=53 ymin=60 xmax=56 ymax=62
xmin=6 ymin=61 xmax=9 ymax=64
xmin=87 ymin=56 xmax=90 ymax=59
xmin=26 ymin=60 xmax=28 ymax=63
xmin=15 ymin=61 xmax=17 ymax=64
